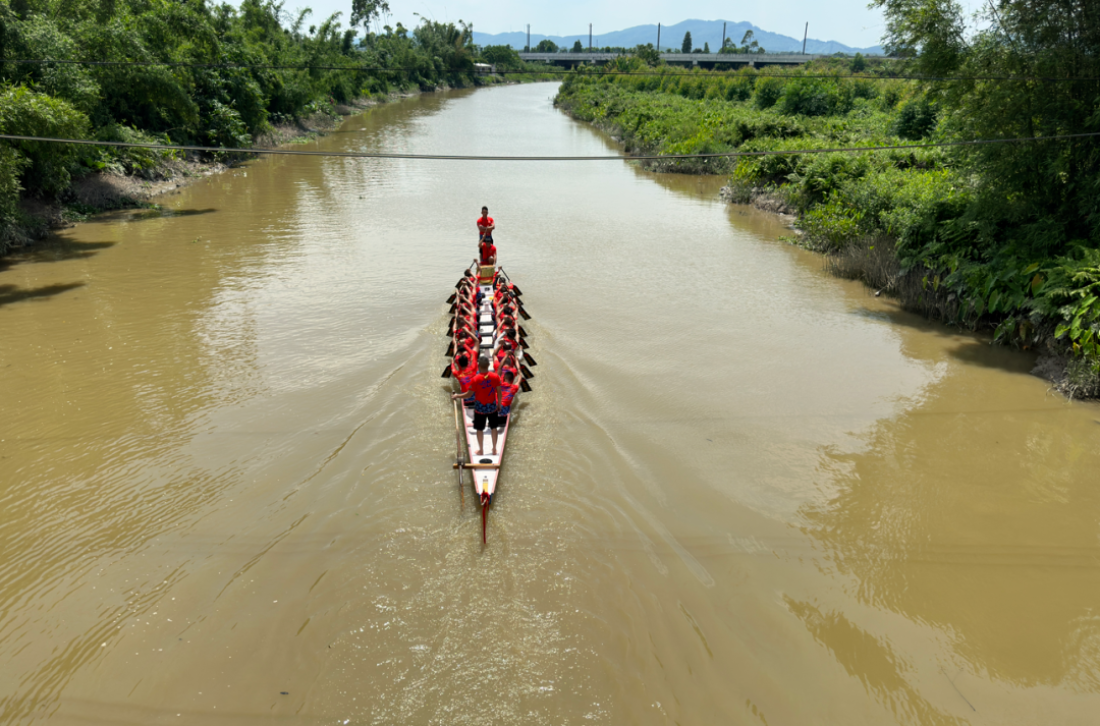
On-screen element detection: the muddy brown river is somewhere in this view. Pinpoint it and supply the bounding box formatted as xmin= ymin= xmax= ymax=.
xmin=2 ymin=82 xmax=1099 ymax=725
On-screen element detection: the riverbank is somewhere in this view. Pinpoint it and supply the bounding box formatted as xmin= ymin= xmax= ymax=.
xmin=554 ymin=69 xmax=1100 ymax=399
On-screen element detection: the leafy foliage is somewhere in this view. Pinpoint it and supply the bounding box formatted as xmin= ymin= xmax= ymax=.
xmin=0 ymin=0 xmax=491 ymax=237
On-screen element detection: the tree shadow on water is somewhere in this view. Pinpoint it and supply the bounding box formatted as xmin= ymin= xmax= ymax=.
xmin=0 ymin=281 xmax=85 ymax=308
xmin=14 ymin=240 xmax=116 ymax=264
xmin=852 ymin=303 xmax=1035 ymax=375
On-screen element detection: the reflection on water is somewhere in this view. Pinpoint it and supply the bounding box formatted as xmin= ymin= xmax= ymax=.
xmin=1 ymin=83 xmax=1099 ymax=725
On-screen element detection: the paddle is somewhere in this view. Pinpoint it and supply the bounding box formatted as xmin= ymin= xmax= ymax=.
xmin=446 ymin=317 xmax=454 ymax=335
xmin=520 ymin=339 xmax=529 ymax=349
xmin=519 ymin=307 xmax=531 ymax=320
xmin=520 ymin=379 xmax=533 ymax=393
xmin=481 ymin=493 xmax=489 ymax=543
xmin=445 ymin=341 xmax=455 ymax=357
xmin=441 ymin=364 xmax=452 ymax=378
xmin=446 ymin=292 xmax=457 ymax=304
xmin=453 ymin=399 xmax=465 ymax=507
xmin=449 ymin=302 xmax=457 ymax=314
xmin=520 ymin=364 xmax=535 ymax=379
xmin=518 ymin=325 xmax=527 ymax=337
xmin=498 ymin=267 xmax=523 ymax=296
xmin=523 ymin=353 xmax=537 ymax=366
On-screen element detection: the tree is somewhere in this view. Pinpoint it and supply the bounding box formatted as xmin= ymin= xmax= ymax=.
xmin=740 ymin=30 xmax=760 ymax=53
xmin=632 ymin=43 xmax=660 ymax=66
xmin=871 ymin=0 xmax=1100 ymax=248
xmin=481 ymin=44 xmax=521 ymax=69
xmin=535 ymin=38 xmax=558 ymax=53
xmin=703 ymin=41 xmax=710 ymax=53
xmin=850 ymin=52 xmax=867 ymax=72
xmin=571 ymin=39 xmax=582 ymax=52
xmin=350 ymin=0 xmax=389 ymax=29
xmin=681 ymin=31 xmax=692 ymax=53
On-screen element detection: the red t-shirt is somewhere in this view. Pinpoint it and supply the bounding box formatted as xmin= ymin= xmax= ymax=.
xmin=480 ymin=241 xmax=496 ymax=264
xmin=500 ymin=382 xmax=519 ymax=410
xmin=454 ymin=362 xmax=477 ymax=392
xmin=477 ymin=215 xmax=494 ymax=237
xmin=470 ymin=371 xmax=502 ymax=404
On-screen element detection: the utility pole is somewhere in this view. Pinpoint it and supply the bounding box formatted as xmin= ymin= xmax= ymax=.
xmin=802 ymin=23 xmax=808 ymax=54
xmin=589 ymin=23 xmax=592 ymax=51
xmin=527 ymin=24 xmax=530 ymax=52
xmin=721 ymin=22 xmax=726 ymax=51
xmin=657 ymin=23 xmax=661 ymax=52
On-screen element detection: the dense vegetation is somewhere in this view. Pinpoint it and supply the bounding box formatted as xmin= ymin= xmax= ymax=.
xmin=0 ymin=0 xmax=542 ymax=251
xmin=556 ymin=0 xmax=1100 ymax=395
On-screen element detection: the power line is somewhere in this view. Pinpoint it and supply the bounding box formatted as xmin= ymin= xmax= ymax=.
xmin=4 ymin=57 xmax=1099 ymax=83
xmin=1 ymin=131 xmax=1097 ymax=162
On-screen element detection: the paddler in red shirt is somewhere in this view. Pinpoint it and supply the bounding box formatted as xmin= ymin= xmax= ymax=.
xmin=451 ymin=356 xmax=503 ymax=455
xmin=452 ymin=353 xmax=478 ymax=408
xmin=496 ymin=369 xmax=521 ymax=427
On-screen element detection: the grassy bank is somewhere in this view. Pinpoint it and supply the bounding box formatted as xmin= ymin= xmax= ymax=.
xmin=555 ymin=56 xmax=1100 ymax=397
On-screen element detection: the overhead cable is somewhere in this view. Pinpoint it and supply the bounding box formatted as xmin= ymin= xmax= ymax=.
xmin=1 ymin=131 xmax=1097 ymax=162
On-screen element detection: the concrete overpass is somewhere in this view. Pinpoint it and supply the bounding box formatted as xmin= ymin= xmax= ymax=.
xmin=517 ymin=52 xmax=851 ymax=70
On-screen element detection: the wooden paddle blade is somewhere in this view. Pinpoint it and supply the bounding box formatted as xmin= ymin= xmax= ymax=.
xmin=524 ymin=354 xmax=537 ymax=366
xmin=445 ymin=342 xmax=455 ymax=357
xmin=446 ymin=293 xmax=456 ymax=304
xmin=520 ymin=339 xmax=529 ymax=349
xmin=512 ymin=284 xmax=523 ymax=296
xmin=519 ymin=308 xmax=531 ymax=320
xmin=518 ymin=325 xmax=527 ymax=337
xmin=520 ymin=379 xmax=533 ymax=393
xmin=520 ymin=365 xmax=535 ymax=379
xmin=446 ymin=318 xmax=455 ymax=335
xmin=442 ymin=365 xmax=453 ymax=378
xmin=449 ymin=303 xmax=457 ymax=314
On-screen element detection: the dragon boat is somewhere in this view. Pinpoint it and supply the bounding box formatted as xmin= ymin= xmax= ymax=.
xmin=443 ymin=261 xmax=533 ymax=542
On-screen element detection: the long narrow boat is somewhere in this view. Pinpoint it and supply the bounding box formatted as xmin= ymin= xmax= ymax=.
xmin=444 ymin=261 xmax=533 ymax=542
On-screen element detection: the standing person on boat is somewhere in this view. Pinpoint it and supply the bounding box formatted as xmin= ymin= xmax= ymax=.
xmin=451 ymin=356 xmax=503 ymax=456
xmin=477 ymin=206 xmax=495 ymax=244
xmin=477 ymin=206 xmax=497 ymax=266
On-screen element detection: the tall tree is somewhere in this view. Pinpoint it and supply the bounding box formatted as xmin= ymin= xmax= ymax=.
xmin=681 ymin=31 xmax=692 ymax=53
xmin=873 ymin=0 xmax=1100 ymax=249
xmin=350 ymin=0 xmax=389 ymax=29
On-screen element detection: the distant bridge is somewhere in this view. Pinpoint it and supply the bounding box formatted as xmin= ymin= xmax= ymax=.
xmin=517 ymin=52 xmax=861 ymax=70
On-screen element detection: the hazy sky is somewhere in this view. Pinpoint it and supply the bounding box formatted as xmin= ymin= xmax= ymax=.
xmin=269 ymin=0 xmax=893 ymax=48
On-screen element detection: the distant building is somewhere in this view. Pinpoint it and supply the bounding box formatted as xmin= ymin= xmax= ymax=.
xmin=474 ymin=63 xmax=495 ymax=75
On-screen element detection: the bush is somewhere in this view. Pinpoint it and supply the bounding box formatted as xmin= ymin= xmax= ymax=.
xmin=0 ymin=85 xmax=89 ymax=196
xmin=753 ymin=76 xmax=783 ymax=109
xmin=779 ymin=78 xmax=853 ymax=117
xmin=892 ymin=96 xmax=938 ymax=140
xmin=0 ymin=146 xmax=31 ymax=253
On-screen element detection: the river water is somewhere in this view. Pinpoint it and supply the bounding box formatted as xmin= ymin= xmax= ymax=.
xmin=2 ymin=82 xmax=1099 ymax=725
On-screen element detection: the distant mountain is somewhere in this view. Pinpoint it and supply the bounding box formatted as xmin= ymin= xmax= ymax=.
xmin=472 ymin=19 xmax=883 ymax=56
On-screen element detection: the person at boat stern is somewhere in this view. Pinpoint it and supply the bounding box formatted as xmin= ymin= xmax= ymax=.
xmin=451 ymin=356 xmax=503 ymax=456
